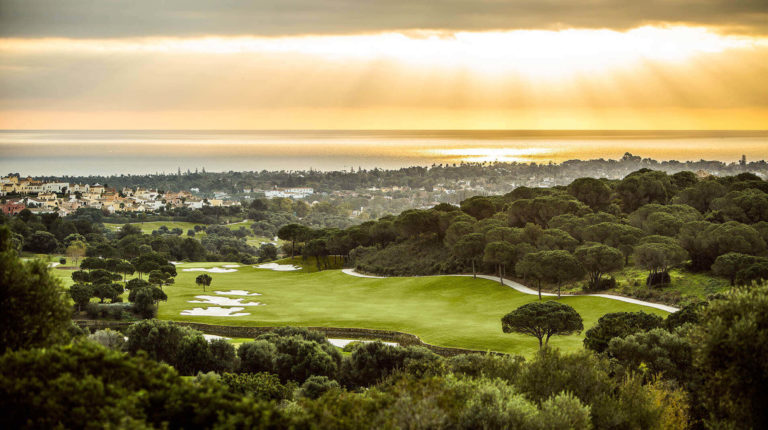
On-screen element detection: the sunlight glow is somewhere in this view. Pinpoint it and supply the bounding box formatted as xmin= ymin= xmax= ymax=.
xmin=427 ymin=147 xmax=553 ymax=163
xmin=2 ymin=26 xmax=763 ymax=78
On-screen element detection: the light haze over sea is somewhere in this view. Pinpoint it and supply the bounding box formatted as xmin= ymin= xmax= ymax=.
xmin=2 ymin=130 xmax=767 ymax=176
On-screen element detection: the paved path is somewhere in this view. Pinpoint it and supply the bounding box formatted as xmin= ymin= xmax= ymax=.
xmin=341 ymin=269 xmax=679 ymax=313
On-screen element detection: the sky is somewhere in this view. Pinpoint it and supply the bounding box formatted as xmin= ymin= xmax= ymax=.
xmin=1 ymin=0 xmax=767 ymax=130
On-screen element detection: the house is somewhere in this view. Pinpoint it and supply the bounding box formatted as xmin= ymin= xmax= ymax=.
xmin=264 ymin=187 xmax=314 ymax=199
xmin=42 ymin=182 xmax=70 ymax=193
xmin=89 ymin=184 xmax=105 ymax=195
xmin=1 ymin=200 xmax=26 ymax=215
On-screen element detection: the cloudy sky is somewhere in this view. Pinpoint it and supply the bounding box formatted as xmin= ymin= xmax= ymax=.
xmin=1 ymin=0 xmax=767 ymax=129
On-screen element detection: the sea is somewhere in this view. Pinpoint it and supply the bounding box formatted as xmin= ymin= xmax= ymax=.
xmin=1 ymin=130 xmax=766 ymax=176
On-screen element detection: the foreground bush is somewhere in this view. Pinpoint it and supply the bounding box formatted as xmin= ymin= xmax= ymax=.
xmin=0 ymin=342 xmax=284 ymax=429
xmin=124 ymin=319 xmax=236 ymax=376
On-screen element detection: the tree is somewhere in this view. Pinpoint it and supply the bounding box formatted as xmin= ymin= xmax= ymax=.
xmin=673 ymin=179 xmax=726 ymax=213
xmin=516 ymin=252 xmax=547 ymax=299
xmin=258 ymin=243 xmax=278 ymax=262
xmin=607 ymin=328 xmax=693 ymax=383
xmin=633 ymin=241 xmax=687 ymax=287
xmin=616 ymin=170 xmax=673 ymax=212
xmin=92 ymin=283 xmax=122 ymax=303
xmin=679 ymin=221 xmax=766 ymax=271
xmin=0 ymin=226 xmax=71 ymax=353
xmin=452 ymin=233 xmax=485 ymax=278
xmin=69 ymin=283 xmax=93 ymax=311
xmin=583 ymin=311 xmax=664 ymax=353
xmin=581 ymin=222 xmax=645 ymax=264
xmin=115 ymin=260 xmax=135 ymax=282
xmin=501 ymin=301 xmax=584 ymax=348
xmin=304 ymin=238 xmax=328 ymax=270
xmin=71 ymin=269 xmax=90 ymax=283
xmin=65 ymin=240 xmax=86 ymax=266
xmin=735 ymin=261 xmax=768 ymax=286
xmin=460 ymin=196 xmax=497 ymax=220
xmin=691 ymin=286 xmax=768 ymax=428
xmin=567 ymin=177 xmax=612 ymax=210
xmin=277 ymin=223 xmax=310 ymax=258
xmin=483 ymin=241 xmax=514 ymax=285
xmin=25 ymin=231 xmax=58 ymax=253
xmin=117 ymin=223 xmax=142 ymax=239
xmin=444 ymin=221 xmax=475 ymax=248
xmin=712 ymin=252 xmax=762 ymax=285
xmin=196 ymin=273 xmax=212 ymax=292
xmin=129 ymin=287 xmax=166 ymax=318
xmin=507 ymin=195 xmax=589 ymax=228
xmin=80 ymin=256 xmax=106 ymax=273
xmin=148 ymin=269 xmax=169 ymax=289
xmin=516 ymin=250 xmax=584 ymax=299
xmin=575 ymin=244 xmax=624 ymax=290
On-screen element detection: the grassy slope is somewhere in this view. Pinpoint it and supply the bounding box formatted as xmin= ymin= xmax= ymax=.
xmin=159 ymin=262 xmax=669 ymax=356
xmin=559 ymin=266 xmax=730 ymax=301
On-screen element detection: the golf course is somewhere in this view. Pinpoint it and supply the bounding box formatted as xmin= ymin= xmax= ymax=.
xmin=159 ymin=261 xmax=671 ymax=355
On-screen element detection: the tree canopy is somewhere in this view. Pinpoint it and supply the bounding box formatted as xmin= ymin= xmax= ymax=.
xmin=502 ymin=301 xmax=584 ymax=348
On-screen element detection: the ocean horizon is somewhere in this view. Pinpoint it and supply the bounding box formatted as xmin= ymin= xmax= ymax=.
xmin=2 ymin=129 xmax=767 ymax=176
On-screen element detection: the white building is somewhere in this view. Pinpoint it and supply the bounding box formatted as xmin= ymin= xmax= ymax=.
xmin=264 ymin=187 xmax=314 ymax=199
xmin=42 ymin=182 xmax=70 ymax=193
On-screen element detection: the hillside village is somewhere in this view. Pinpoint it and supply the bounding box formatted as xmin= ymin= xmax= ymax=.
xmin=0 ymin=175 xmax=247 ymax=216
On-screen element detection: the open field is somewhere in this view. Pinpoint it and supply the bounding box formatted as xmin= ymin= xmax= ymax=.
xmin=159 ymin=261 xmax=670 ymax=356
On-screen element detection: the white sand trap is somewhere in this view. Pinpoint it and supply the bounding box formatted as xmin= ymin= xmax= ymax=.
xmin=215 ymin=290 xmax=261 ymax=296
xmin=222 ymin=264 xmax=241 ymax=268
xmin=180 ymin=307 xmax=250 ymax=317
xmin=48 ymin=262 xmax=60 ymax=268
xmin=170 ymin=261 xmax=181 ymax=265
xmin=327 ymin=339 xmax=399 ymax=348
xmin=203 ymin=334 xmax=230 ymax=341
xmin=256 ymin=263 xmax=300 ymax=271
xmin=182 ymin=267 xmax=238 ymax=273
xmin=189 ymin=295 xmax=263 ymax=306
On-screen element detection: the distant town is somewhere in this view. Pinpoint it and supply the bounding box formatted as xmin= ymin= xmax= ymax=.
xmin=4 ymin=153 xmax=767 ymax=221
xmin=0 ymin=175 xmax=317 ymax=217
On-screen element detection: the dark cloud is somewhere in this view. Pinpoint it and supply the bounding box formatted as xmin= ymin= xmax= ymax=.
xmin=1 ymin=0 xmax=767 ymax=38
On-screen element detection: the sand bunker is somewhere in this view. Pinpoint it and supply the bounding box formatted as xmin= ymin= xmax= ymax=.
xmin=222 ymin=264 xmax=241 ymax=268
xmin=180 ymin=307 xmax=250 ymax=317
xmin=327 ymin=339 xmax=399 ymax=348
xmin=215 ymin=290 xmax=261 ymax=296
xmin=182 ymin=267 xmax=238 ymax=273
xmin=189 ymin=295 xmax=263 ymax=306
xmin=256 ymin=263 xmax=300 ymax=271
xmin=203 ymin=334 xmax=230 ymax=341
xmin=48 ymin=262 xmax=60 ymax=268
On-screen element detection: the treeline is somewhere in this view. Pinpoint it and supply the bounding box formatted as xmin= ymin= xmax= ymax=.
xmin=281 ymin=170 xmax=768 ymax=303
xmin=34 ymin=152 xmax=768 ymax=194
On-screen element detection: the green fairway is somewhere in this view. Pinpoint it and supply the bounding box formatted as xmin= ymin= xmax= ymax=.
xmin=159 ymin=262 xmax=670 ymax=356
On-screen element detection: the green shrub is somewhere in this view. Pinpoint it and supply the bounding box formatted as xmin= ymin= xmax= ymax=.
xmin=296 ymin=375 xmax=341 ymax=399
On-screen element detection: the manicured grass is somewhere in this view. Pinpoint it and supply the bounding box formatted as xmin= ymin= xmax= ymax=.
xmin=159 ymin=262 xmax=670 ymax=356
